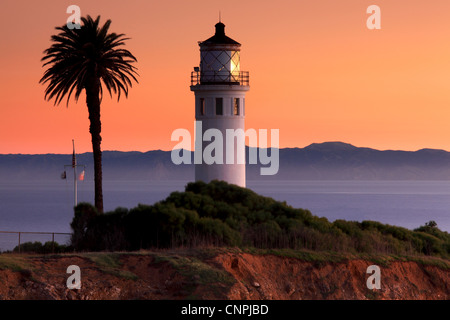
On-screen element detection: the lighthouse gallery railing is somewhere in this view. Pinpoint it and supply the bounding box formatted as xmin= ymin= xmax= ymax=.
xmin=191 ymin=71 xmax=249 ymax=86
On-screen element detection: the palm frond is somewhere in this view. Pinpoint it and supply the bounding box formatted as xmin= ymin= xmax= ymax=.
xmin=40 ymin=15 xmax=138 ymax=107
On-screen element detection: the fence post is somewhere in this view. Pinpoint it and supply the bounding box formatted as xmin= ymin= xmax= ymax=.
xmin=0 ymin=231 xmax=71 ymax=253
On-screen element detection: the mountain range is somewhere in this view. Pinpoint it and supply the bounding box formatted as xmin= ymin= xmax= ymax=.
xmin=1 ymin=142 xmax=450 ymax=181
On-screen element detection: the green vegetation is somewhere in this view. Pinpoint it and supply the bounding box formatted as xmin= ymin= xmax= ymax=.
xmin=0 ymin=255 xmax=34 ymax=276
xmin=11 ymin=241 xmax=70 ymax=254
xmin=70 ymin=180 xmax=450 ymax=259
xmin=84 ymin=252 xmax=138 ymax=280
xmin=152 ymin=253 xmax=234 ymax=285
xmin=151 ymin=251 xmax=235 ymax=298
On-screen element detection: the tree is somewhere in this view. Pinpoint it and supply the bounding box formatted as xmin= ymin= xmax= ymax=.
xmin=40 ymin=16 xmax=138 ymax=212
xmin=425 ymin=221 xmax=438 ymax=228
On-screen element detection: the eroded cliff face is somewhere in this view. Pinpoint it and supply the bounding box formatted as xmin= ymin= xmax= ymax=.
xmin=0 ymin=252 xmax=448 ymax=300
xmin=213 ymin=253 xmax=449 ymax=300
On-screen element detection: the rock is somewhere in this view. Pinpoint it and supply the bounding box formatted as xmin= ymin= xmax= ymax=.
xmin=252 ymin=281 xmax=260 ymax=288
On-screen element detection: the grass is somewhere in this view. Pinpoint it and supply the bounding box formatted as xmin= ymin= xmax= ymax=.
xmin=147 ymin=250 xmax=235 ymax=298
xmin=243 ymin=247 xmax=349 ymax=263
xmin=0 ymin=254 xmax=38 ymax=284
xmin=0 ymin=254 xmax=33 ymax=272
xmin=76 ymin=248 xmax=236 ymax=298
xmin=0 ymin=247 xmax=448 ymax=283
xmin=240 ymin=247 xmax=450 ymax=269
xmin=82 ymin=252 xmax=139 ymax=280
xmin=78 ymin=247 xmax=450 ymax=271
xmin=403 ymin=255 xmax=450 ymax=270
xmin=56 ymin=249 xmax=234 ymax=287
xmin=155 ymin=254 xmax=233 ymax=285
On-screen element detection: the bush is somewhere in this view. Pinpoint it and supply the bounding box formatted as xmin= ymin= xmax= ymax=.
xmin=70 ymin=202 xmax=100 ymax=251
xmin=69 ymin=180 xmax=450 ymax=258
xmin=13 ymin=241 xmax=69 ymax=254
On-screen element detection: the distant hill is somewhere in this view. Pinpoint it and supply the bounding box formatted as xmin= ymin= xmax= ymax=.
xmin=255 ymin=141 xmax=450 ymax=180
xmin=1 ymin=142 xmax=450 ymax=181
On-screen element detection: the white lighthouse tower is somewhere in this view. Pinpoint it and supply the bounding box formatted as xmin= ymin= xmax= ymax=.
xmin=190 ymin=21 xmax=250 ymax=187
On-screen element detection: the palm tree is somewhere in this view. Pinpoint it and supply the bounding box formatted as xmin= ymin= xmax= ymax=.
xmin=40 ymin=15 xmax=138 ymax=213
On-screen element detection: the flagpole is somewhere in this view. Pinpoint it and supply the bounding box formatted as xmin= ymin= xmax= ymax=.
xmin=63 ymin=141 xmax=85 ymax=209
xmin=73 ymin=139 xmax=77 ymax=207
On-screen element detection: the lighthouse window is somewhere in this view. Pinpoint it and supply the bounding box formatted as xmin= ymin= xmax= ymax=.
xmin=200 ymin=98 xmax=205 ymax=115
xmin=216 ymin=98 xmax=223 ymax=115
xmin=234 ymin=98 xmax=240 ymax=115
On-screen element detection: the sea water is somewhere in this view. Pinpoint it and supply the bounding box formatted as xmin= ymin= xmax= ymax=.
xmin=0 ymin=180 xmax=449 ymax=251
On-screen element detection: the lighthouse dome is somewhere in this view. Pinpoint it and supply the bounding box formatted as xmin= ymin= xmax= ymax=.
xmin=200 ymin=22 xmax=241 ymax=46
xmin=198 ymin=22 xmax=242 ymax=84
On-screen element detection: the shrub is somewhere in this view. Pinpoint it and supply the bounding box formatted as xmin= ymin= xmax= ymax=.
xmin=13 ymin=241 xmax=69 ymax=254
xmin=69 ymin=180 xmax=450 ymax=258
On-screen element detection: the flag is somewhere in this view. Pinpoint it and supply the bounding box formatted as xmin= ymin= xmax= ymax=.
xmin=78 ymin=170 xmax=85 ymax=181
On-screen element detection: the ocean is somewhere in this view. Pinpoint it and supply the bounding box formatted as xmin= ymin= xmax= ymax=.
xmin=0 ymin=180 xmax=449 ymax=251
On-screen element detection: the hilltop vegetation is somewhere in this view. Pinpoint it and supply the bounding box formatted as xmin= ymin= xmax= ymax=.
xmin=68 ymin=180 xmax=450 ymax=258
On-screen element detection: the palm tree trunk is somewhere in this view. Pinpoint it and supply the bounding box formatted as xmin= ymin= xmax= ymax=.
xmin=86 ymin=77 xmax=104 ymax=213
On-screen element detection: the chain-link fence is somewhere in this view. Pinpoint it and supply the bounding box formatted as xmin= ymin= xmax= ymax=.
xmin=0 ymin=231 xmax=71 ymax=253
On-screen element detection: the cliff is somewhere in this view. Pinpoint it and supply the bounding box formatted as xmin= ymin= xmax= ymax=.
xmin=0 ymin=249 xmax=448 ymax=300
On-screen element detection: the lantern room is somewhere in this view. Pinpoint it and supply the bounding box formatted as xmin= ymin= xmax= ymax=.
xmin=191 ymin=22 xmax=249 ymax=86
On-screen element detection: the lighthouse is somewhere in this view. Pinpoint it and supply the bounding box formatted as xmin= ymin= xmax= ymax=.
xmin=190 ymin=21 xmax=250 ymax=187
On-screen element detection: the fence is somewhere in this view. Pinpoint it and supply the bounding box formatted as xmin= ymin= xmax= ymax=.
xmin=0 ymin=231 xmax=71 ymax=253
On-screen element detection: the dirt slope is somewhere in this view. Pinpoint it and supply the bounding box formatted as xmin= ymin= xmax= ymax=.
xmin=0 ymin=251 xmax=448 ymax=300
xmin=214 ymin=252 xmax=449 ymax=299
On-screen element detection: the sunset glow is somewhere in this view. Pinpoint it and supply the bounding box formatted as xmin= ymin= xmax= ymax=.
xmin=1 ymin=0 xmax=450 ymax=154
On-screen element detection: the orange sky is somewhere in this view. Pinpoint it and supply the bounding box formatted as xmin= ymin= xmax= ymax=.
xmin=1 ymin=0 xmax=450 ymax=154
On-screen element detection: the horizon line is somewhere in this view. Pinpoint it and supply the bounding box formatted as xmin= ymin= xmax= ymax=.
xmin=2 ymin=141 xmax=450 ymax=156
